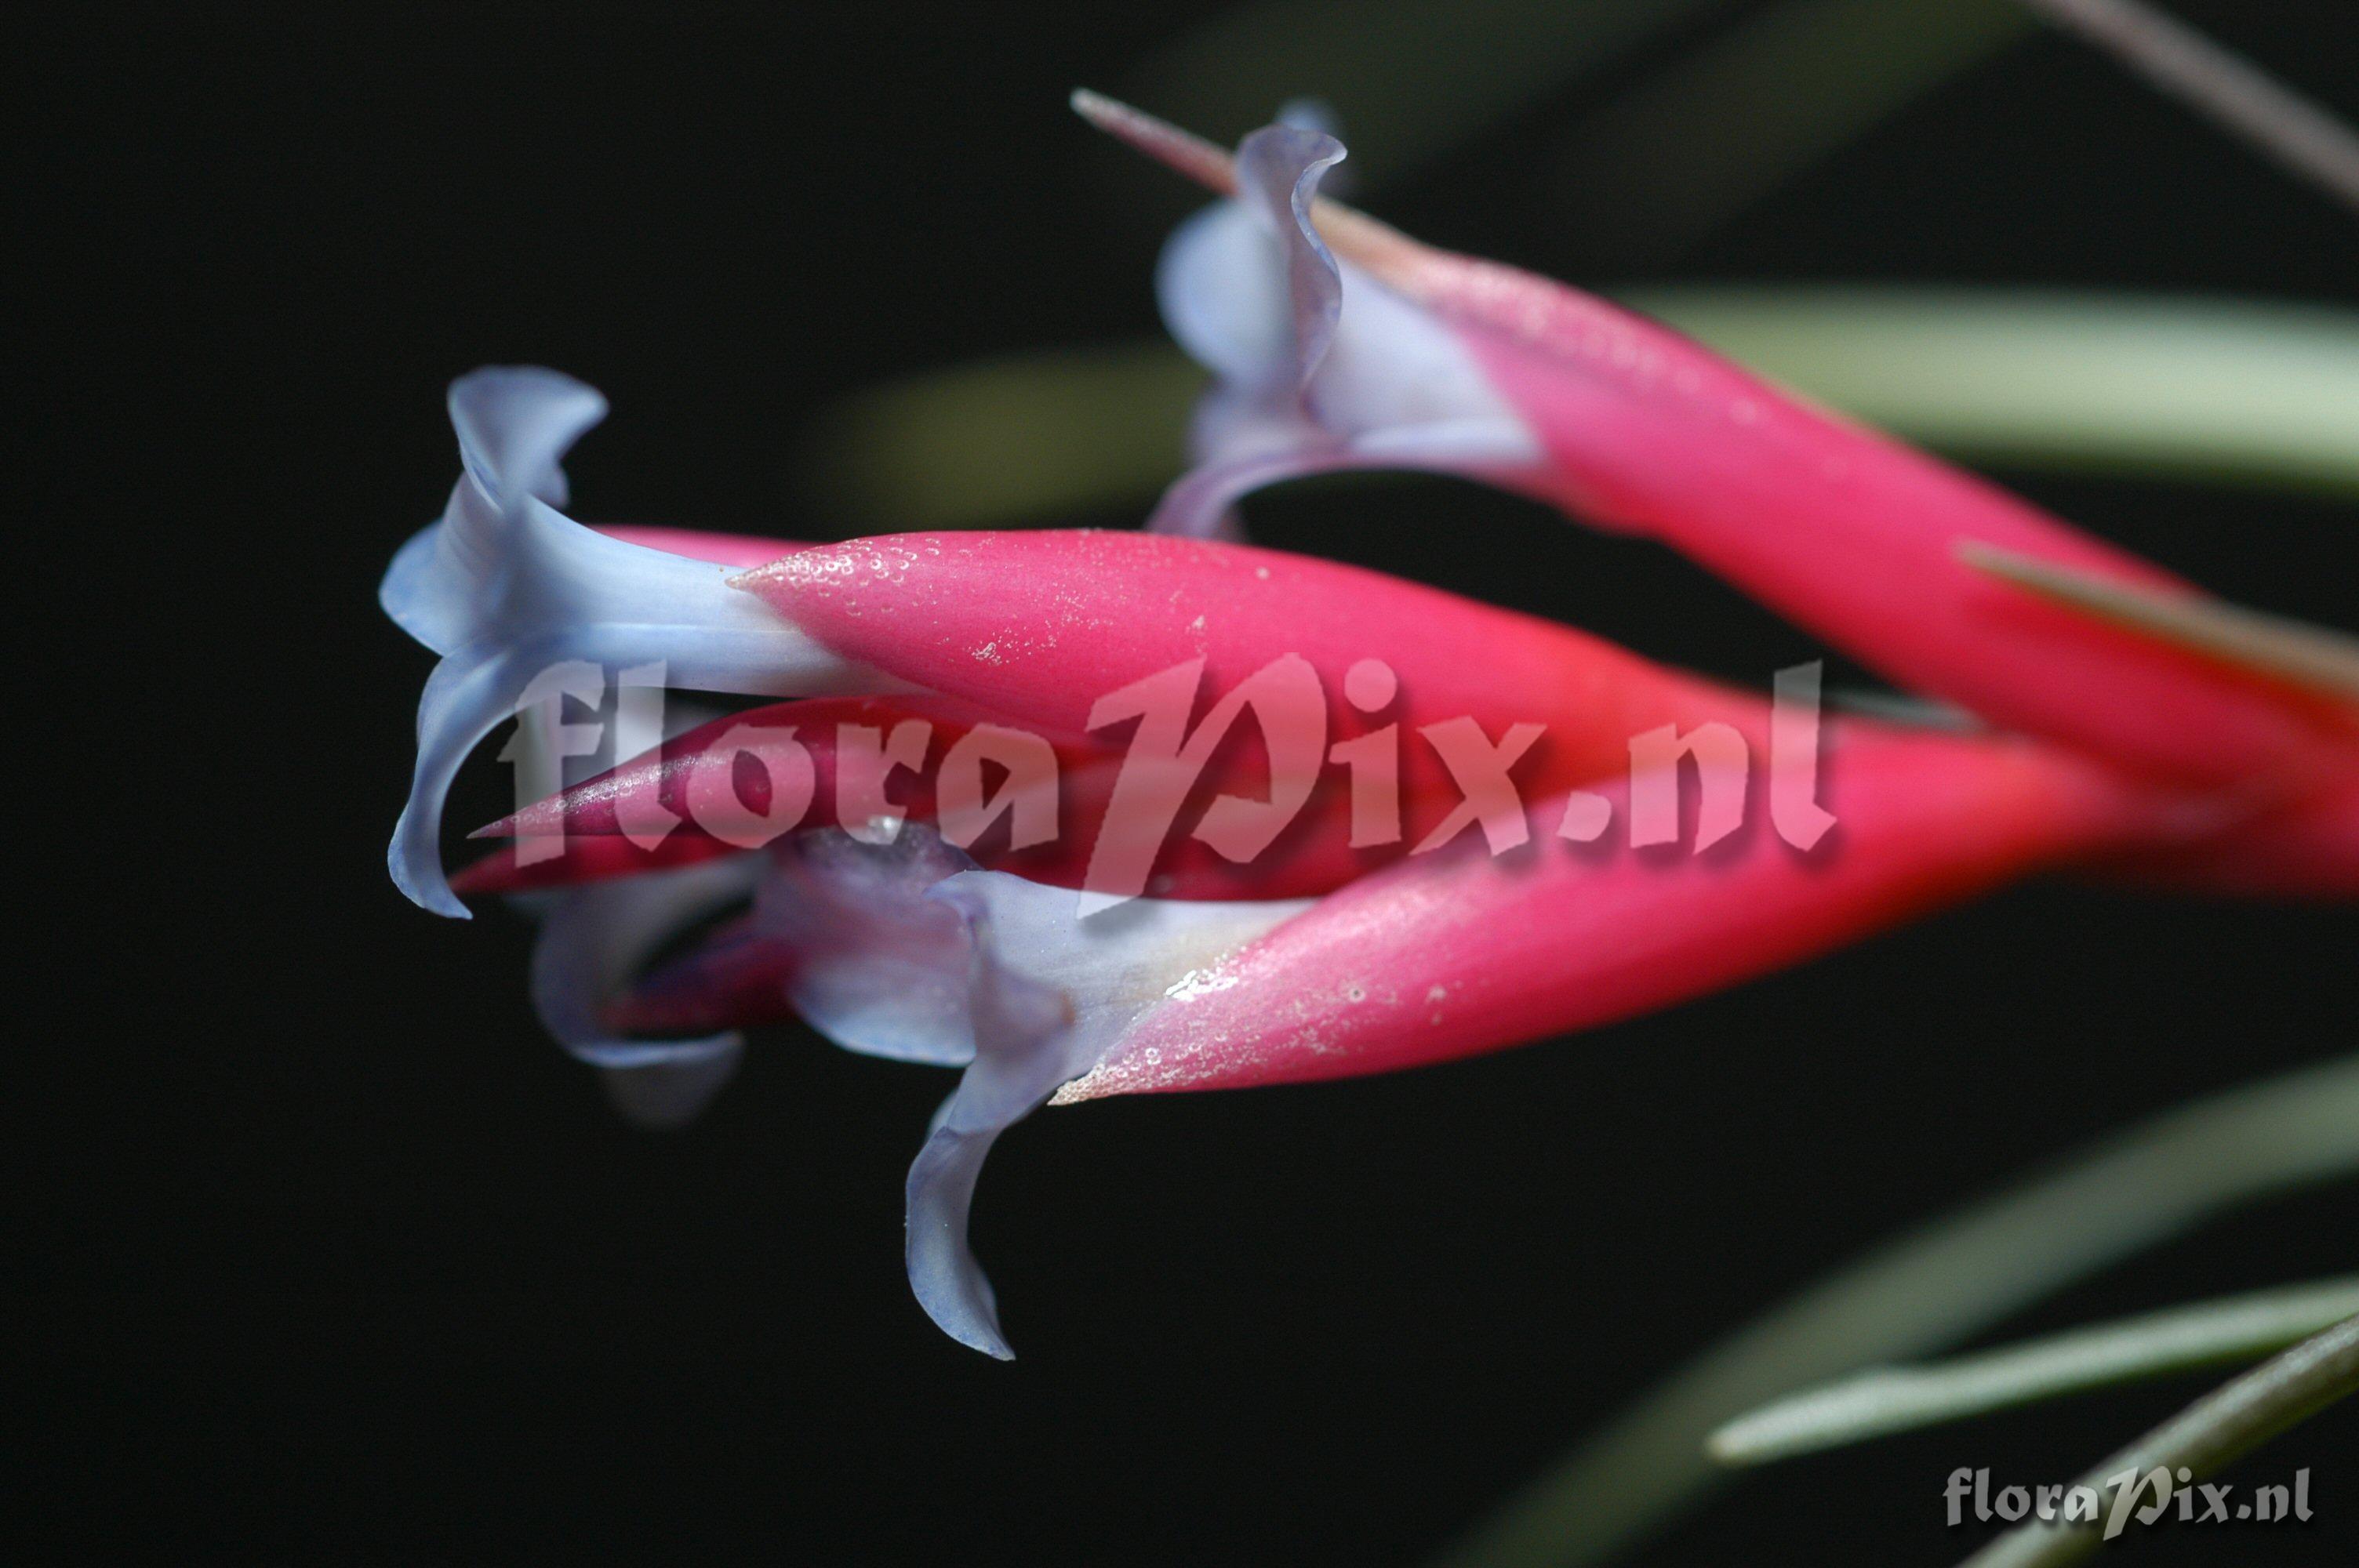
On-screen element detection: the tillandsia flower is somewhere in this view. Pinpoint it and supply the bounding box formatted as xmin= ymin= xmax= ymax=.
xmin=390 ymin=143 xmax=2350 ymax=1348
xmin=380 ymin=367 xmax=899 ymax=917
xmin=623 ymin=727 xmax=2139 ymax=1357
xmin=572 ymin=528 xmax=2241 ymax=1354
xmin=466 ymin=513 xmax=2293 ymax=1352
xmin=391 ymin=368 xmax=2314 ymax=1354
xmin=493 ymin=692 xmax=774 ymax=1131
xmin=1081 ymin=95 xmax=2359 ymax=831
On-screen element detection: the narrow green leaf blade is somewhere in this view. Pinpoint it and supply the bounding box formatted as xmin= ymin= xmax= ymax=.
xmin=1634 ymin=287 xmax=2359 ymax=497
xmin=1434 ymin=1055 xmax=2359 ymax=1568
xmin=1956 ymin=1314 xmax=2359 ymax=1568
xmin=1710 ymin=1276 xmax=2359 ymax=1465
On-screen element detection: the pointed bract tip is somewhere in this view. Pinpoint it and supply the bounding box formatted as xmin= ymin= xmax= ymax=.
xmin=726 ymin=547 xmax=838 ymax=612
xmin=1961 ymin=540 xmax=2359 ymax=702
xmin=1069 ymin=89 xmax=1238 ymax=198
xmin=1070 ymin=89 xmax=1438 ymax=297
xmin=725 ymin=554 xmax=801 ymax=593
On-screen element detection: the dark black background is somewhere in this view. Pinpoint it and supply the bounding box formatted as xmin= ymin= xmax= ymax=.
xmin=15 ymin=2 xmax=2357 ymax=1563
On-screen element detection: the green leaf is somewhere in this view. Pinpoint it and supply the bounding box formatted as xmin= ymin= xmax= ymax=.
xmin=1955 ymin=1313 xmax=2359 ymax=1567
xmin=1431 ymin=1055 xmax=2359 ymax=1568
xmin=1633 ymin=286 xmax=2359 ymax=498
xmin=1709 ymin=1276 xmax=2359 ymax=1465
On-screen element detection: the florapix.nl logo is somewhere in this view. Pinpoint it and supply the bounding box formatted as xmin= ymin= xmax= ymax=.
xmin=500 ymin=653 xmax=1852 ymax=907
xmin=1946 ymin=1465 xmax=2315 ymax=1537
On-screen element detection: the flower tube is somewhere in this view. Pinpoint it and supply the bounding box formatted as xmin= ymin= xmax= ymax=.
xmin=389 ymin=503 xmax=2266 ymax=1356
xmin=380 ymin=367 xmax=901 ymax=916
xmin=1082 ymin=94 xmax=2359 ymax=801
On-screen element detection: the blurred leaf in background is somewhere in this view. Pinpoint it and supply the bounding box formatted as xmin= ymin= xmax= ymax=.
xmin=1434 ymin=1054 xmax=2359 ymax=1568
xmin=1708 ymin=1276 xmax=2359 ymax=1465
xmin=796 ymin=289 xmax=2359 ymax=531
xmin=799 ymin=341 xmax=1202 ymax=530
xmin=1627 ymin=288 xmax=2359 ymax=499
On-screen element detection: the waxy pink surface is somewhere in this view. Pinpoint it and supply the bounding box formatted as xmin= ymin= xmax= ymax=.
xmin=734 ymin=528 xmax=1780 ymax=775
xmin=1409 ymin=252 xmax=2358 ymax=793
xmin=1062 ymin=731 xmax=2162 ymax=1098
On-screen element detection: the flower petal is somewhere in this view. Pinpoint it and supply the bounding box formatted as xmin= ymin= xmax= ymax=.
xmin=381 ymin=368 xmax=605 ymax=649
xmin=451 ymin=366 xmax=605 ymax=511
xmin=526 ymin=852 xmax=766 ymax=1129
xmin=1148 ymin=125 xmax=1541 ymax=537
xmin=758 ymin=827 xmax=989 ymax=1067
xmin=383 ymin=368 xmax=897 ymax=917
xmin=602 ymin=828 xmax=995 ymax=1056
xmin=1157 ymin=200 xmax=1304 ymax=394
xmin=908 ymin=868 xmax=1313 ymax=1356
xmin=609 ymin=822 xmax=1310 ymax=1356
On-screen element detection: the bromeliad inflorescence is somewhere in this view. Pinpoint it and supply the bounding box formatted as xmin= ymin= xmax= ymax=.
xmin=382 ymin=97 xmax=2359 ymax=1359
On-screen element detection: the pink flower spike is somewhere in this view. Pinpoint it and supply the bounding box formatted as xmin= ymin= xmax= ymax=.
xmin=730 ymin=529 xmax=1776 ymax=788
xmin=1088 ymin=95 xmax=2359 ymax=797
xmin=1459 ymin=300 xmax=2359 ymax=789
xmin=1055 ymin=729 xmax=2166 ymax=1103
xmin=732 ymin=530 xmax=2353 ymax=898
